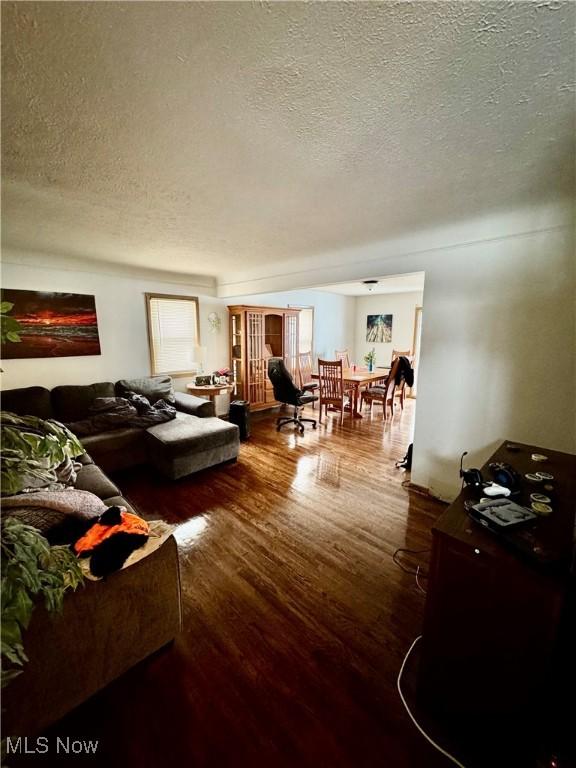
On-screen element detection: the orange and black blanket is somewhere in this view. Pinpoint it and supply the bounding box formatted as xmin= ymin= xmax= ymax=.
xmin=73 ymin=506 xmax=150 ymax=578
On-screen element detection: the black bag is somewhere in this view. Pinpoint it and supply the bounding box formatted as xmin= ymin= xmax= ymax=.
xmin=396 ymin=443 xmax=413 ymax=470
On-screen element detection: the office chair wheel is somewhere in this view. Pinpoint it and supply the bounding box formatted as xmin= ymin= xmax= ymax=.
xmin=312 ymin=423 xmax=317 ymax=429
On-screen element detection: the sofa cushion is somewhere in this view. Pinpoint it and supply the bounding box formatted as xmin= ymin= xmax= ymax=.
xmin=52 ymin=382 xmax=115 ymax=422
xmin=74 ymin=463 xmax=121 ymax=500
xmin=79 ymin=427 xmax=144 ymax=456
xmin=116 ymin=376 xmax=175 ymax=405
xmin=1 ymin=386 xmax=52 ymax=419
xmin=146 ymin=413 xmax=238 ymax=458
xmin=174 ymin=391 xmax=214 ymax=418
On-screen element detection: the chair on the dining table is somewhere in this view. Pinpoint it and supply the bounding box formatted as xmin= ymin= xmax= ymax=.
xmin=298 ymin=352 xmax=319 ymax=409
xmin=360 ymin=357 xmax=401 ymax=419
xmin=335 ymin=349 xmax=357 ymax=407
xmin=318 ymin=359 xmax=352 ymax=425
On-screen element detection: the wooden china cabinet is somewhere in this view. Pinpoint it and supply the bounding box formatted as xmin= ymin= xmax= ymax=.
xmin=228 ymin=305 xmax=300 ymax=410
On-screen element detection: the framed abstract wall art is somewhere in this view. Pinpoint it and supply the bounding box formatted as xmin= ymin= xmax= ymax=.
xmin=366 ymin=314 xmax=393 ymax=343
xmin=0 ymin=289 xmax=101 ymax=359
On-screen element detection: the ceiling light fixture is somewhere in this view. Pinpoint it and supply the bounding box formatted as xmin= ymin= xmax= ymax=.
xmin=362 ymin=279 xmax=379 ymax=292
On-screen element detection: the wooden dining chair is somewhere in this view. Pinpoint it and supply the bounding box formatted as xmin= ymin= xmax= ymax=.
xmin=335 ymin=349 xmax=362 ymax=407
xmin=298 ymin=352 xmax=319 ymax=409
xmin=335 ymin=349 xmax=351 ymax=368
xmin=318 ymin=359 xmax=351 ymax=425
xmin=360 ymin=357 xmax=401 ymax=420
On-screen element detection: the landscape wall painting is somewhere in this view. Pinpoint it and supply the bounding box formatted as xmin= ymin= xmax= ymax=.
xmin=1 ymin=289 xmax=101 ymax=359
xmin=366 ymin=314 xmax=393 ymax=343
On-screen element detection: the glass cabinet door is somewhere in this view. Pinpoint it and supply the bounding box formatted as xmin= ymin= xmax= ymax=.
xmin=283 ymin=312 xmax=299 ymax=378
xmin=247 ymin=311 xmax=266 ymax=404
xmin=230 ymin=312 xmax=244 ymax=400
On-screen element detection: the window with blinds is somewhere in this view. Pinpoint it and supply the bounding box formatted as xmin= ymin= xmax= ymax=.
xmin=146 ymin=294 xmax=200 ymax=375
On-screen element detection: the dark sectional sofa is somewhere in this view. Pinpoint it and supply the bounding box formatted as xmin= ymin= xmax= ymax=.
xmin=1 ymin=375 xmax=239 ymax=735
xmin=2 ymin=375 xmax=240 ymax=478
xmin=2 ymin=451 xmax=182 ymax=736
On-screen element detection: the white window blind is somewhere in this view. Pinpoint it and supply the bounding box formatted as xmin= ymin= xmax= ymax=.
xmin=147 ymin=295 xmax=200 ymax=374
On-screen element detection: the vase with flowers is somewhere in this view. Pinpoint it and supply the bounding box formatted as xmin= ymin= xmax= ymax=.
xmin=364 ymin=348 xmax=376 ymax=373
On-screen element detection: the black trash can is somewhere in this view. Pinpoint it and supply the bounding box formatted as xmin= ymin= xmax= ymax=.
xmin=229 ymin=400 xmax=250 ymax=441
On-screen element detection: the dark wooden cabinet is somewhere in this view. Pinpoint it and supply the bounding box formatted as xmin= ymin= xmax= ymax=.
xmin=418 ymin=441 xmax=575 ymax=741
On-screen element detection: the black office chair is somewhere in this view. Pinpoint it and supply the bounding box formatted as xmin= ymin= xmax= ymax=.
xmin=267 ymin=358 xmax=318 ymax=434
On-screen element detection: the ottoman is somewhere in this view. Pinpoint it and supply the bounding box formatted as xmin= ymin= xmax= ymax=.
xmin=146 ymin=413 xmax=240 ymax=479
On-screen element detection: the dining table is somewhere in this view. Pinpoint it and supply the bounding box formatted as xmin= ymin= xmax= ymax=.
xmin=311 ymin=366 xmax=390 ymax=418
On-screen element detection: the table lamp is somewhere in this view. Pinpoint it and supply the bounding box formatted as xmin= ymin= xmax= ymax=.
xmin=194 ymin=346 xmax=206 ymax=374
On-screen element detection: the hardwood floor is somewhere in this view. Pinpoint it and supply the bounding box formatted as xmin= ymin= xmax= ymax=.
xmin=30 ymin=400 xmax=456 ymax=767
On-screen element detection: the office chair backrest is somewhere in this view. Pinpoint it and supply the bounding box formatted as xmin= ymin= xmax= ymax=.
xmin=268 ymin=357 xmax=301 ymax=405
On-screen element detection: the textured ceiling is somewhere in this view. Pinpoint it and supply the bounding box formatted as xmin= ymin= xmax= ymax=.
xmin=316 ymin=272 xmax=425 ymax=296
xmin=2 ymin=1 xmax=574 ymax=278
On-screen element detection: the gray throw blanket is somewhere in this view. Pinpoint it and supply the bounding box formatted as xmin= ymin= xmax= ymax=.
xmin=2 ymin=488 xmax=109 ymax=518
xmin=2 ymin=488 xmax=111 ymax=537
xmin=67 ymin=393 xmax=176 ymax=437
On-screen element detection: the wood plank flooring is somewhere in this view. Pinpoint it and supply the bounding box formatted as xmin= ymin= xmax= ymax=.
xmin=27 ymin=401 xmax=455 ymax=767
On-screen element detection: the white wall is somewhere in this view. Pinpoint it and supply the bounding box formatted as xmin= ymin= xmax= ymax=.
xmin=0 ymin=252 xmax=229 ymax=397
xmin=228 ymin=288 xmax=356 ymax=361
xmin=411 ymin=226 xmax=575 ymax=498
xmin=354 ymin=291 xmax=423 ymax=368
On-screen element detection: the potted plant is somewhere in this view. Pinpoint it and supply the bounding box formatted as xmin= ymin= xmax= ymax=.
xmin=364 ymin=348 xmax=376 ymax=373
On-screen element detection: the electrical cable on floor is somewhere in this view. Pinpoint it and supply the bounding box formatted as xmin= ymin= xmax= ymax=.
xmin=392 ymin=547 xmax=431 ymax=576
xmin=415 ymin=565 xmax=427 ymax=595
xmin=392 ymin=548 xmax=430 ymax=595
xmin=397 ymin=636 xmax=467 ymax=768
